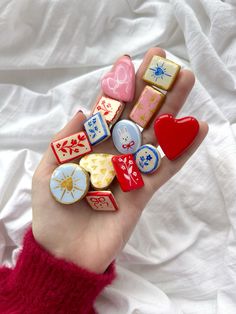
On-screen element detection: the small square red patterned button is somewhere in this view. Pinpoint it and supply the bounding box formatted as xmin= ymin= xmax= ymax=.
xmin=92 ymin=96 xmax=124 ymax=125
xmin=86 ymin=191 xmax=118 ymax=211
xmin=51 ymin=131 xmax=92 ymax=164
xmin=112 ymin=154 xmax=144 ymax=192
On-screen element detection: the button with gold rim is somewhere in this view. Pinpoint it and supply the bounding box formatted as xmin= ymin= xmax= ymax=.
xmin=50 ymin=163 xmax=89 ymax=204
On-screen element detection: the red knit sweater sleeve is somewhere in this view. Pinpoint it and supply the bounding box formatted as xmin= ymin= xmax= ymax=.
xmin=0 ymin=228 xmax=116 ymax=314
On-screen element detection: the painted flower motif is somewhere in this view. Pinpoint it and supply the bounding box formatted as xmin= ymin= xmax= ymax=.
xmin=56 ymin=134 xmax=85 ymax=155
xmin=71 ymin=139 xmax=77 ymax=145
xmin=138 ymin=151 xmax=153 ymax=169
xmin=120 ymin=156 xmax=138 ymax=186
xmin=96 ymin=99 xmax=112 ymax=116
xmin=87 ymin=117 xmax=99 ymax=138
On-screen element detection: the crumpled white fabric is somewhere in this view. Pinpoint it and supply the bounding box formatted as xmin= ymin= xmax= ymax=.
xmin=0 ymin=0 xmax=236 ymax=313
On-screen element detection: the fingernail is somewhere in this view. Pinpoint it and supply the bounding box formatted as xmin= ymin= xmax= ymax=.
xmin=73 ymin=110 xmax=84 ymax=118
xmin=74 ymin=110 xmax=84 ymax=116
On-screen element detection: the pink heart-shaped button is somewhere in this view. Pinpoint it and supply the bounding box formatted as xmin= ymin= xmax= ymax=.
xmin=101 ymin=56 xmax=135 ymax=102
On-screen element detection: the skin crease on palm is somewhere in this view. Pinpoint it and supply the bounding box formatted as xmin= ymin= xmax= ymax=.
xmin=32 ymin=47 xmax=209 ymax=274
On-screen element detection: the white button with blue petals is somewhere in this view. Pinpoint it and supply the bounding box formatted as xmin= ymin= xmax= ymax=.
xmin=134 ymin=144 xmax=161 ymax=174
xmin=112 ymin=119 xmax=142 ymax=154
xmin=84 ymin=112 xmax=110 ymax=146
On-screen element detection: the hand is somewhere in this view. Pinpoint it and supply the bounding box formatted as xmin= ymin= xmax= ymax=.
xmin=32 ymin=48 xmax=208 ymax=274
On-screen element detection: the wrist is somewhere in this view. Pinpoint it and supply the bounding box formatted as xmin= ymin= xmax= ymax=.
xmin=8 ymin=228 xmax=116 ymax=313
xmin=32 ymin=226 xmax=111 ymax=274
xmin=52 ymin=247 xmax=111 ymax=274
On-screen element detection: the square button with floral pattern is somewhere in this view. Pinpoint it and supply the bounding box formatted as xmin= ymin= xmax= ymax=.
xmin=84 ymin=112 xmax=111 ymax=146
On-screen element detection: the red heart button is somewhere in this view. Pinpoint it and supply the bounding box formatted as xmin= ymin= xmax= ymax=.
xmin=154 ymin=114 xmax=199 ymax=160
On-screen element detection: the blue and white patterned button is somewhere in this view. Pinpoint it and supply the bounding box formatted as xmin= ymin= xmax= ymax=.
xmin=134 ymin=144 xmax=161 ymax=174
xmin=50 ymin=163 xmax=89 ymax=204
xmin=112 ymin=119 xmax=142 ymax=154
xmin=84 ymin=112 xmax=111 ymax=146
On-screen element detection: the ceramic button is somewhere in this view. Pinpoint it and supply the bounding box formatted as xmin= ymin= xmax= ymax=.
xmin=101 ymin=55 xmax=135 ymax=102
xmin=50 ymin=163 xmax=89 ymax=204
xmin=129 ymin=86 xmax=165 ymax=128
xmin=112 ymin=154 xmax=144 ymax=192
xmin=80 ymin=153 xmax=116 ymax=190
xmin=51 ymin=131 xmax=92 ymax=164
xmin=112 ymin=119 xmax=142 ymax=154
xmin=92 ymin=96 xmax=124 ymax=125
xmin=143 ymin=56 xmax=180 ymax=91
xmin=84 ymin=112 xmax=110 ymax=146
xmin=134 ymin=144 xmax=161 ymax=174
xmin=86 ymin=191 xmax=118 ymax=211
xmin=154 ymin=114 xmax=199 ymax=160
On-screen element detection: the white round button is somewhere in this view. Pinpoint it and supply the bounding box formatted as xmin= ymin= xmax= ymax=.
xmin=112 ymin=119 xmax=142 ymax=154
xmin=50 ymin=163 xmax=89 ymax=204
xmin=135 ymin=144 xmax=161 ymax=174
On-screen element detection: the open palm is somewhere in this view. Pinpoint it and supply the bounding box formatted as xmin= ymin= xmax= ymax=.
xmin=32 ymin=48 xmax=208 ymax=274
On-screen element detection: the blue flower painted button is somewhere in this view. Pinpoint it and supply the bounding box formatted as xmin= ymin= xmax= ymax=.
xmin=134 ymin=144 xmax=161 ymax=174
xmin=84 ymin=112 xmax=110 ymax=146
xmin=112 ymin=119 xmax=142 ymax=154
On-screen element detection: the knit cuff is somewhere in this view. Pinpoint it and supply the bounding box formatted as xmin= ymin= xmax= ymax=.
xmin=6 ymin=228 xmax=116 ymax=314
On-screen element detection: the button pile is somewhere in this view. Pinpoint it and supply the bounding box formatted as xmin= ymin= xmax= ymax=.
xmin=50 ymin=55 xmax=199 ymax=211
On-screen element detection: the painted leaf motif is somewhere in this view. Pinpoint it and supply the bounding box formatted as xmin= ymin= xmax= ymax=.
xmin=124 ymin=173 xmax=130 ymax=181
xmin=139 ymin=161 xmax=144 ymax=168
xmin=128 ymin=166 xmax=133 ymax=174
xmin=62 ymin=140 xmax=68 ymax=147
xmin=77 ymin=143 xmax=85 ymax=147
xmin=123 ymin=157 xmax=127 ymax=163
xmin=60 ymin=148 xmax=67 ymax=153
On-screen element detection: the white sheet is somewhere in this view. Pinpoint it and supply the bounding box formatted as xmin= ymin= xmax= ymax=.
xmin=0 ymin=0 xmax=236 ymax=313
